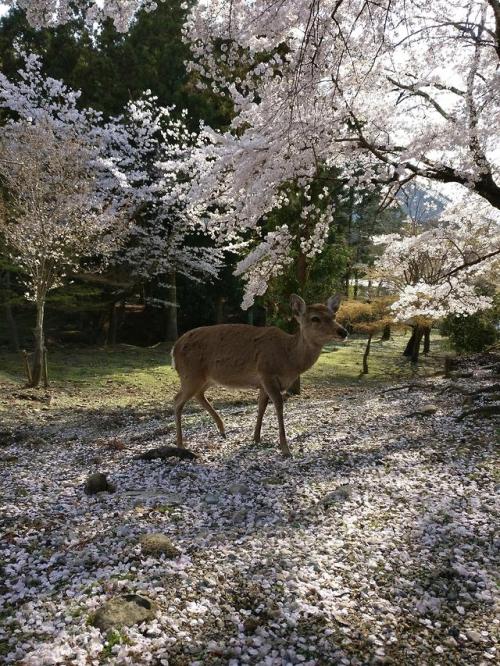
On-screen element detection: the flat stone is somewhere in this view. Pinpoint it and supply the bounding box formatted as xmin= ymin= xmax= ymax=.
xmin=417 ymin=404 xmax=438 ymax=416
xmin=139 ymin=533 xmax=180 ymax=558
xmin=262 ymin=476 xmax=284 ymax=486
xmin=135 ymin=446 xmax=197 ymax=461
xmin=228 ymin=483 xmax=250 ymax=495
xmin=204 ymin=493 xmax=219 ymax=505
xmin=92 ymin=594 xmax=156 ymax=632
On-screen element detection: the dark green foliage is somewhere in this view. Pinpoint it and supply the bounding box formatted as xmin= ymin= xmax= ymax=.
xmin=440 ymin=311 xmax=498 ymax=353
xmin=262 ymin=168 xmax=403 ymax=327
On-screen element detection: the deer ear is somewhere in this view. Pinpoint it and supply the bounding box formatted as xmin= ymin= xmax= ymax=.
xmin=327 ymin=294 xmax=342 ymax=314
xmin=290 ymin=294 xmax=306 ymax=316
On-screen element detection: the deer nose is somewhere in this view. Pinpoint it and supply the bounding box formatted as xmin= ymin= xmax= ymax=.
xmin=340 ymin=328 xmax=348 ymax=340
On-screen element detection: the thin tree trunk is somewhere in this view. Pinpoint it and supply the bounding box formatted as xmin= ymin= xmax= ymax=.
xmin=164 ymin=271 xmax=178 ymax=342
xmin=30 ymin=298 xmax=45 ymax=387
xmin=107 ymin=302 xmax=118 ymax=346
xmin=403 ymin=327 xmax=416 ymax=357
xmin=381 ymin=324 xmax=391 ymax=341
xmin=3 ymin=272 xmax=19 ymax=352
xmin=216 ymin=296 xmax=226 ymax=324
xmin=291 ymin=245 xmax=308 ymax=396
xmin=423 ymin=326 xmax=431 ymax=354
xmin=362 ymin=332 xmax=373 ymax=374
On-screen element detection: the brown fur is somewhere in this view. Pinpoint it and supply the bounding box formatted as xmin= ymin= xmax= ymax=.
xmin=172 ymin=295 xmax=347 ymax=457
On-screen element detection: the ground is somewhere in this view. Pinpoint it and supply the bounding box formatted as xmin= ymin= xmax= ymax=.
xmin=0 ymin=335 xmax=498 ymax=665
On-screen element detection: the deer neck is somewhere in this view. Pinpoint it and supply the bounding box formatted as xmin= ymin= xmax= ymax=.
xmin=292 ymin=330 xmax=323 ymax=374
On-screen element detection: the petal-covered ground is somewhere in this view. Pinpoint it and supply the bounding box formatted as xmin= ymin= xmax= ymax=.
xmin=0 ymin=368 xmax=498 ymax=665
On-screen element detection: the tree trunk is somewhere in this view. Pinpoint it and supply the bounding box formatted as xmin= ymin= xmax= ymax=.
xmin=216 ymin=296 xmax=226 ymax=324
xmin=164 ymin=271 xmax=178 ymax=342
xmin=423 ymin=326 xmax=431 ymax=354
xmin=2 ymin=271 xmax=19 ymax=352
xmin=403 ymin=327 xmax=416 ymax=356
xmin=362 ymin=332 xmax=373 ymax=374
xmin=353 ymin=271 xmax=359 ymax=299
xmin=403 ymin=325 xmax=424 ymax=364
xmin=290 ymin=243 xmax=308 ymax=396
xmin=381 ymin=324 xmax=391 ymax=341
xmin=30 ymin=298 xmax=45 ymax=387
xmin=107 ymin=302 xmax=118 ymax=345
xmin=344 ymin=270 xmax=351 ymax=297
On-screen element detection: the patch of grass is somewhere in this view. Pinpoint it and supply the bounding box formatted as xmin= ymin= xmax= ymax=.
xmin=303 ymin=331 xmax=451 ymax=390
xmin=0 ymin=331 xmax=452 ymax=419
xmin=99 ymin=629 xmax=132 ymax=662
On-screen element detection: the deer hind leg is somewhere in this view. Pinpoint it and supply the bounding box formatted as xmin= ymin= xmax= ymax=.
xmin=260 ymin=377 xmax=292 ymax=458
xmin=196 ymin=391 xmax=225 ymax=438
xmin=174 ymin=380 xmax=202 ymax=448
xmin=253 ymin=388 xmax=269 ymax=444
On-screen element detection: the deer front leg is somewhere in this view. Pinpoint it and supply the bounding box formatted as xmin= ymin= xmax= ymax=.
xmin=253 ymin=388 xmax=269 ymax=443
xmin=261 ymin=377 xmax=292 ymax=458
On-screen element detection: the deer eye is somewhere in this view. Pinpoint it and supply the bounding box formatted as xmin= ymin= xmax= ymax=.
xmin=311 ymin=315 xmax=321 ymax=323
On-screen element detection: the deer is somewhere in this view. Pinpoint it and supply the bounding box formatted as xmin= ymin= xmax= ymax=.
xmin=171 ymin=294 xmax=348 ymax=457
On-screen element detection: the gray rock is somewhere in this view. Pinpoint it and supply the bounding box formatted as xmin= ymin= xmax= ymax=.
xmin=466 ymin=630 xmax=482 ymax=644
xmin=0 ymin=454 xmax=18 ymax=464
xmin=139 ymin=533 xmax=180 ymax=558
xmin=84 ymin=473 xmax=115 ymax=495
xmin=204 ymin=493 xmax=219 ymax=505
xmin=228 ymin=483 xmax=250 ymax=495
xmin=416 ymin=404 xmax=438 ymax=416
xmin=92 ymin=594 xmax=156 ymax=632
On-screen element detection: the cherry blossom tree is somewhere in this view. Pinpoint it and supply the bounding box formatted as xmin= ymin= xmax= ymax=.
xmin=371 ymin=194 xmax=500 ymax=361
xmin=0 ymin=53 xmax=128 ymax=385
xmin=104 ymin=94 xmax=226 ymax=286
xmin=7 ymin=0 xmax=500 ymax=314
xmin=4 ymin=0 xmax=154 ymax=32
xmin=101 ymin=92 xmax=230 ymax=338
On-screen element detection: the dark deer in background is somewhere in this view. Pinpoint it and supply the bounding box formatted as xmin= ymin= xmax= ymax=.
xmin=172 ymin=294 xmax=347 ymax=457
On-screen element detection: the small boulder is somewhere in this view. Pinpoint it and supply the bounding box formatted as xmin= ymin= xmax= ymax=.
xmin=204 ymin=493 xmax=219 ymax=505
xmin=84 ymin=473 xmax=115 ymax=495
xmin=135 ymin=446 xmax=197 ymax=461
xmin=92 ymin=594 xmax=156 ymax=632
xmin=139 ymin=533 xmax=180 ymax=558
